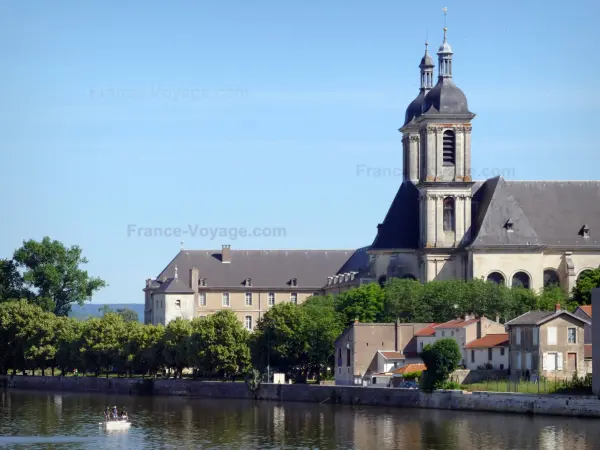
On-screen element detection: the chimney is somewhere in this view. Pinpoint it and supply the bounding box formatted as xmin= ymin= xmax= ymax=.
xmin=555 ymin=303 xmax=561 ymax=312
xmin=496 ymin=314 xmax=500 ymax=323
xmin=222 ymin=245 xmax=231 ymax=264
xmin=394 ymin=318 xmax=401 ymax=352
xmin=354 ymin=317 xmax=359 ymax=324
xmin=146 ymin=278 xmax=152 ymax=288
xmin=189 ymin=267 xmax=199 ymax=290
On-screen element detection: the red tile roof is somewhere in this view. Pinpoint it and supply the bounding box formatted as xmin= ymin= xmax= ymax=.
xmin=393 ymin=363 xmax=427 ymax=375
xmin=414 ymin=323 xmax=439 ymax=337
xmin=379 ymin=351 xmax=405 ymax=360
xmin=435 ymin=318 xmax=480 ymax=329
xmin=585 ymin=344 xmax=592 ymax=359
xmin=464 ymin=333 xmax=509 ymax=349
xmin=579 ymin=305 xmax=592 ymax=317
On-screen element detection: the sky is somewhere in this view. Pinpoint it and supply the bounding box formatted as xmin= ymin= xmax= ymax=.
xmin=1 ymin=0 xmax=598 ymax=305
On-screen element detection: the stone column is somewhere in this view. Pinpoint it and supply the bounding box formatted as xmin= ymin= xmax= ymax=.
xmin=464 ymin=194 xmax=472 ymax=241
xmin=436 ymin=195 xmax=444 ymax=247
xmin=455 ymin=127 xmax=464 ymax=180
xmin=436 ymin=129 xmax=443 ymax=181
xmin=426 ymin=128 xmax=436 ymax=181
xmin=455 ymin=195 xmax=464 ymax=244
xmin=427 ymin=194 xmax=436 ymax=247
xmin=410 ymin=135 xmax=420 ymax=183
xmin=464 ymin=127 xmax=472 ymax=181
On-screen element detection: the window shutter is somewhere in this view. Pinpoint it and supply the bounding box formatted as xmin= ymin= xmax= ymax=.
xmin=557 ymin=353 xmax=563 ymax=370
xmin=548 ymin=327 xmax=557 ymax=345
xmin=542 ymin=353 xmax=547 ymax=370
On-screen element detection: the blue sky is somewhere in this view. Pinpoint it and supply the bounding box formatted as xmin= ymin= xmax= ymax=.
xmin=1 ymin=0 xmax=598 ymax=304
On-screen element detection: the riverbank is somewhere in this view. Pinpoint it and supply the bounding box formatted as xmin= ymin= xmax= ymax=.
xmin=3 ymin=375 xmax=600 ymax=418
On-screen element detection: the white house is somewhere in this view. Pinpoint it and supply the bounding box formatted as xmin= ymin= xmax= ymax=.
xmin=415 ymin=323 xmax=440 ymax=353
xmin=464 ymin=334 xmax=509 ymax=370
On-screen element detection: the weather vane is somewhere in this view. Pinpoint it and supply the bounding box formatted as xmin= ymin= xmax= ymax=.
xmin=443 ymin=7 xmax=448 ymax=38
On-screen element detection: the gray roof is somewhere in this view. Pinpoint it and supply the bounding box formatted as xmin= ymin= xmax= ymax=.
xmin=372 ymin=177 xmax=600 ymax=251
xmin=151 ymin=248 xmax=369 ymax=291
xmin=404 ymin=90 xmax=427 ymax=126
xmin=422 ymin=77 xmax=473 ymax=116
xmin=506 ymin=310 xmax=590 ymax=326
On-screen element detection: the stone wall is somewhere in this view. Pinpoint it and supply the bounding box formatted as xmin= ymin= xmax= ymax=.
xmin=3 ymin=375 xmax=600 ymax=418
xmin=450 ymin=369 xmax=508 ymax=385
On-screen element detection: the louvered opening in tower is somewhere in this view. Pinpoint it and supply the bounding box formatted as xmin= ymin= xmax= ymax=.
xmin=443 ymin=130 xmax=455 ymax=165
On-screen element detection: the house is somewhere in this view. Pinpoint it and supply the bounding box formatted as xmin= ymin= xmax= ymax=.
xmin=505 ymin=304 xmax=589 ymax=380
xmin=334 ymin=320 xmax=433 ymax=385
xmin=414 ymin=323 xmax=440 ymax=353
xmin=143 ymin=245 xmax=369 ymax=326
xmin=432 ymin=316 xmax=505 ymax=366
xmin=573 ymin=305 xmax=592 ymax=344
xmin=592 ymin=289 xmax=600 ymax=394
xmin=464 ymin=334 xmax=509 ymax=370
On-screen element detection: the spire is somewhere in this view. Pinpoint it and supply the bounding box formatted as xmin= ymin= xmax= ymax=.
xmin=419 ymin=41 xmax=434 ymax=91
xmin=438 ymin=7 xmax=453 ymax=78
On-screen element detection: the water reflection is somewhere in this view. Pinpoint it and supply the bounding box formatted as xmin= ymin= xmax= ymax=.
xmin=0 ymin=390 xmax=598 ymax=449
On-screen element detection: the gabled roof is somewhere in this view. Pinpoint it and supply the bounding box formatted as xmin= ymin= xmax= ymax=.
xmin=393 ymin=363 xmax=427 ymax=375
xmin=435 ymin=318 xmax=480 ymax=329
xmin=505 ymin=310 xmax=590 ymax=326
xmin=576 ymin=305 xmax=592 ymax=318
xmin=470 ymin=176 xmax=542 ymax=248
xmin=414 ymin=323 xmax=440 ymax=337
xmin=465 ymin=334 xmax=509 ymax=349
xmin=152 ymin=248 xmax=368 ymax=290
xmin=378 ymin=351 xmax=405 ymax=360
xmin=371 ymin=181 xmax=420 ymax=250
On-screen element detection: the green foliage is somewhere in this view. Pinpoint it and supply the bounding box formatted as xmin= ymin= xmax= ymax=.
xmin=12 ymin=237 xmax=106 ymax=316
xmin=401 ymin=371 xmax=422 ymax=380
xmin=334 ymin=283 xmax=385 ymax=325
xmin=571 ymin=268 xmax=600 ymax=305
xmin=420 ymin=339 xmax=462 ymax=391
xmin=116 ymin=308 xmax=139 ymax=323
xmin=438 ymin=380 xmax=461 ymax=390
xmin=162 ymin=318 xmax=192 ymax=377
xmin=0 ymin=259 xmax=27 ymax=301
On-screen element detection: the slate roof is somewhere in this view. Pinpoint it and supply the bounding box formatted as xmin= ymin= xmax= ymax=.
xmin=505 ymin=310 xmax=590 ymax=326
xmin=371 ymin=177 xmax=600 ymax=251
xmin=150 ymin=248 xmax=369 ymax=291
xmin=465 ymin=334 xmax=509 ymax=349
xmin=371 ymin=181 xmax=420 ymax=250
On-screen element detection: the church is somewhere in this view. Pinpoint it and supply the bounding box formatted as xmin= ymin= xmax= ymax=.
xmin=368 ymin=26 xmax=600 ymax=294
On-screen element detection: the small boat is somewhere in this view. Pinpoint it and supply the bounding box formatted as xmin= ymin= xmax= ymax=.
xmin=99 ymin=420 xmax=131 ymax=431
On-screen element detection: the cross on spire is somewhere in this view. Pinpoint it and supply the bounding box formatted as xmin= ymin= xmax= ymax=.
xmin=443 ymin=7 xmax=448 ymax=40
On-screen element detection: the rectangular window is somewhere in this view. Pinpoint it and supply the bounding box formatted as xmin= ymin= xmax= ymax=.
xmin=488 ymin=348 xmax=493 ymax=361
xmin=500 ymin=364 xmax=504 ymax=370
xmin=515 ymin=327 xmax=521 ymax=345
xmin=244 ymin=316 xmax=252 ymax=331
xmin=338 ymin=348 xmax=342 ymax=367
xmin=515 ymin=351 xmax=522 ymax=370
xmin=545 ymin=352 xmax=558 ymax=371
xmin=245 ymin=292 xmax=253 ymax=306
xmin=268 ymin=292 xmax=275 ymax=307
xmin=346 ymin=348 xmax=351 ymax=367
xmin=175 ymin=299 xmax=181 ymax=308
xmin=533 ymin=328 xmax=539 ymax=346
xmin=222 ymin=293 xmax=230 ymax=307
xmin=568 ymin=328 xmax=576 ymax=344
xmin=500 ymin=348 xmax=505 ymax=356
xmin=419 ymin=341 xmax=424 ymax=351
xmin=199 ymin=293 xmax=206 ymax=307
xmin=471 ymin=350 xmax=475 ymax=363
xmin=547 ymin=327 xmax=557 ymax=345
xmin=567 ymin=352 xmax=577 ymax=371
xmin=442 ymin=331 xmax=446 ymax=337
xmin=525 ymin=352 xmax=532 ymax=370
xmin=290 ymin=292 xmax=298 ymax=304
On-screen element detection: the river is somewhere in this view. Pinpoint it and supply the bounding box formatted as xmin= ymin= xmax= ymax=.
xmin=0 ymin=389 xmax=597 ymax=449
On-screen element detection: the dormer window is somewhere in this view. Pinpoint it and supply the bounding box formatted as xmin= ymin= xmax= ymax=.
xmin=245 ymin=278 xmax=252 ymax=287
xmin=290 ymin=278 xmax=298 ymax=287
xmin=504 ymin=219 xmax=514 ymax=232
xmin=199 ymin=278 xmax=207 ymax=287
xmin=175 ymin=299 xmax=181 ymax=308
xmin=579 ymin=225 xmax=590 ymax=239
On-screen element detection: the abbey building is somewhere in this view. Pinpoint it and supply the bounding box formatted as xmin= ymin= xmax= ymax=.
xmin=369 ymin=28 xmax=600 ymax=294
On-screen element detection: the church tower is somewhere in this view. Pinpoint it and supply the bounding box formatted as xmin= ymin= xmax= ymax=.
xmin=400 ymin=15 xmax=476 ymax=280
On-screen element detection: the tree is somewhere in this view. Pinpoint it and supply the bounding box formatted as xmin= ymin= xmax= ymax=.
xmin=116 ymin=308 xmax=139 ymax=323
xmin=334 ymin=283 xmax=385 ymax=325
xmin=420 ymin=338 xmax=462 ymax=390
xmin=189 ymin=311 xmax=251 ymax=379
xmin=98 ymin=305 xmax=113 ymax=315
xmin=13 ymin=237 xmax=107 ymax=316
xmin=55 ymin=317 xmax=85 ymax=375
xmin=162 ymin=318 xmax=192 ymax=378
xmin=383 ymin=278 xmax=427 ymax=323
xmin=0 ymin=259 xmax=27 ymax=301
xmin=571 ymin=268 xmax=600 ymax=305
xmin=251 ymin=303 xmax=309 ymax=381
xmin=79 ymin=313 xmax=127 ymax=377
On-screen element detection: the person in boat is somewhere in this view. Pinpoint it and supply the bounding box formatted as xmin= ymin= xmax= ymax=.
xmin=112 ymin=406 xmax=118 ymax=420
xmin=104 ymin=407 xmax=110 ymax=421
xmin=120 ymin=410 xmax=128 ymax=421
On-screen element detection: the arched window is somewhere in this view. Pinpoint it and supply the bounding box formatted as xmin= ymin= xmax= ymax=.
xmin=577 ymin=269 xmax=593 ymax=282
xmin=443 ymin=130 xmax=455 ymax=165
xmin=486 ymin=272 xmax=505 ymax=285
xmin=402 ymin=274 xmax=417 ymax=280
xmin=443 ymin=197 xmax=455 ymax=232
xmin=543 ymin=269 xmax=560 ymax=288
xmin=512 ymin=272 xmax=531 ymax=289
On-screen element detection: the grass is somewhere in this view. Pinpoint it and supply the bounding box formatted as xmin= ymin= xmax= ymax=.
xmin=461 ymin=378 xmax=593 ymax=395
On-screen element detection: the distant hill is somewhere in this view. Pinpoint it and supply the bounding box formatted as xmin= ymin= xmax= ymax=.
xmin=69 ymin=303 xmax=145 ymax=322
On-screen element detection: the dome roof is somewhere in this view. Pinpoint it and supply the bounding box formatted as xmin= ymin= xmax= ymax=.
xmin=422 ymin=78 xmax=471 ymax=115
xmin=438 ymin=40 xmax=453 ymax=54
xmin=420 ymin=52 xmax=434 ymax=67
xmin=403 ymin=90 xmax=426 ymax=126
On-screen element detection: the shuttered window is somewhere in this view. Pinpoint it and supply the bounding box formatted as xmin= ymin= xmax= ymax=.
xmin=442 ymin=130 xmax=455 ymax=165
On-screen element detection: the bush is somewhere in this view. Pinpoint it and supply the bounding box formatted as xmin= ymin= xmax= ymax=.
xmin=439 ymin=380 xmax=461 ymax=390
xmin=402 ymin=371 xmax=422 ymax=381
xmin=420 ymin=339 xmax=462 ymax=391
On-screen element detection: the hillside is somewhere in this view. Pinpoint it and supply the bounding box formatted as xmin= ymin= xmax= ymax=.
xmin=68 ymin=303 xmax=145 ymax=322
